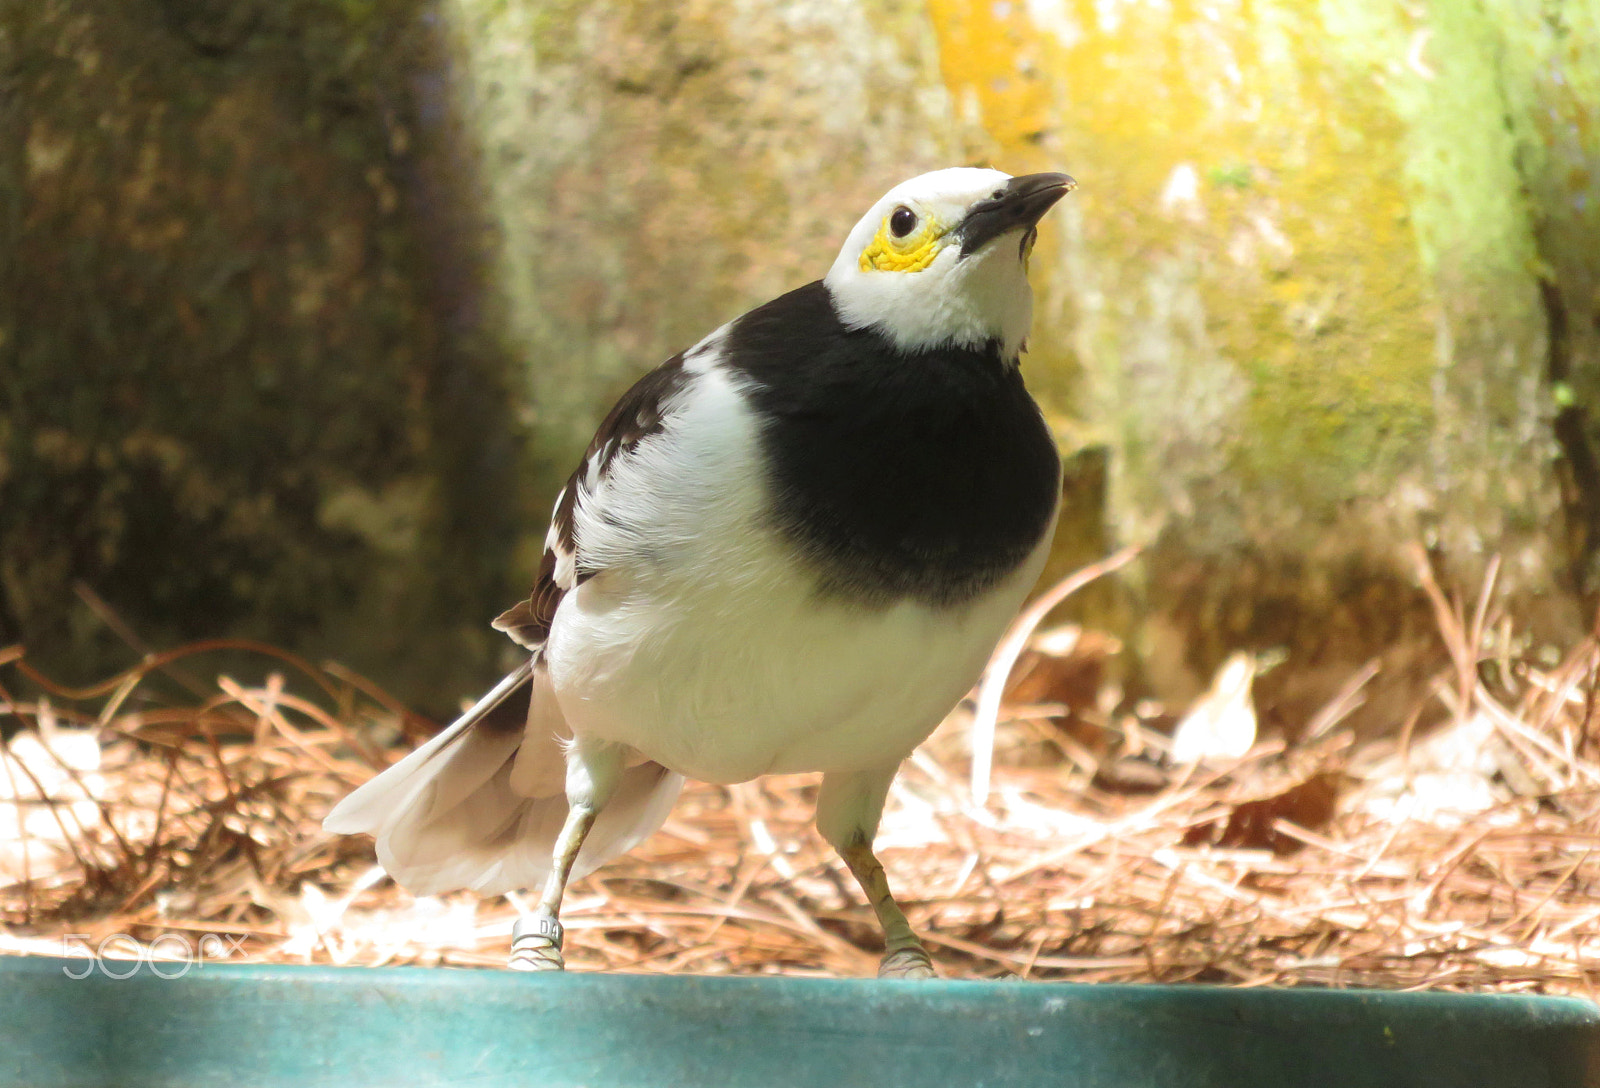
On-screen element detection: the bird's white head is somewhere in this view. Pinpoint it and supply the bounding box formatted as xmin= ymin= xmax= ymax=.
xmin=823 ymin=167 xmax=1075 ymax=359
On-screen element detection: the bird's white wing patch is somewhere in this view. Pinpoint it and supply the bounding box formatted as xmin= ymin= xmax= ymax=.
xmin=493 ymin=328 xmax=729 ymax=650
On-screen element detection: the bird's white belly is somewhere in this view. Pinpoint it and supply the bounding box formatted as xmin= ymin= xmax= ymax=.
xmin=545 ymin=537 xmax=1042 ymax=784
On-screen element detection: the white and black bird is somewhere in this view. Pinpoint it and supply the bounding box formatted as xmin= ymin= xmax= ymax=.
xmin=324 ymin=167 xmax=1075 ymax=978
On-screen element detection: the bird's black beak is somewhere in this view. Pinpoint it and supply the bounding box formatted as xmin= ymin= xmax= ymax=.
xmin=956 ymin=172 xmax=1076 ymax=258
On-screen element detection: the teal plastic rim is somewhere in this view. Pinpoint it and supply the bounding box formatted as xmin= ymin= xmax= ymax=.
xmin=2 ymin=954 xmax=1597 ymax=1088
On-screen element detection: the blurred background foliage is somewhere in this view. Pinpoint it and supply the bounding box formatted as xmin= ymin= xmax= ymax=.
xmin=1 ymin=0 xmax=1596 ymax=721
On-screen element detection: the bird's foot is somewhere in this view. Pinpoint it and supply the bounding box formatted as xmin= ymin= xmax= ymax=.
xmin=509 ymin=912 xmax=565 ymax=972
xmin=878 ymin=945 xmax=936 ymax=980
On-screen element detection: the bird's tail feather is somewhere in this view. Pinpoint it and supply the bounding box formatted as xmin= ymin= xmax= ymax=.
xmin=323 ymin=660 xmax=682 ymax=897
xmin=322 ymin=660 xmax=533 ymax=836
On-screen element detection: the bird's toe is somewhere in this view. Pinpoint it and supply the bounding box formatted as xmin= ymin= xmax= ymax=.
xmin=508 ymin=939 xmax=565 ymax=972
xmin=878 ymin=946 xmax=936 ymax=980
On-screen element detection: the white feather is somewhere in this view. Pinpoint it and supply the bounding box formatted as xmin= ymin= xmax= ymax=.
xmin=823 ymin=167 xmax=1035 ymax=358
xmin=375 ymin=757 xmax=682 ymax=897
xmin=324 ymin=663 xmax=683 ymax=897
xmin=322 ymin=663 xmax=532 ymax=835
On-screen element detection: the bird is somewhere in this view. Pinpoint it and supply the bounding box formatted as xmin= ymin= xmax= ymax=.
xmin=324 ymin=167 xmax=1074 ymax=978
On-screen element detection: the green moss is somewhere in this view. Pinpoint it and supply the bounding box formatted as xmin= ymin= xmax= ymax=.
xmin=1208 ymin=163 xmax=1254 ymax=191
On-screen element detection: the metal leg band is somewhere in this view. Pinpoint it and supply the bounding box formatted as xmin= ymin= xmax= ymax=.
xmin=512 ymin=913 xmax=564 ymax=946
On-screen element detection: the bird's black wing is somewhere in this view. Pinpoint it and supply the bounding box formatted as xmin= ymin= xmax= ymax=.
xmin=492 ymin=352 xmax=690 ymax=651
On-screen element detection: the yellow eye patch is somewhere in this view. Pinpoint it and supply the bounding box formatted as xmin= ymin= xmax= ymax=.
xmin=858 ymin=215 xmax=944 ymax=273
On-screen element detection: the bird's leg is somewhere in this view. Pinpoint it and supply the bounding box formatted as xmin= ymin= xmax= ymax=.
xmin=510 ymin=738 xmax=622 ymax=972
xmin=816 ymin=766 xmax=936 ymax=980
xmin=508 ymin=804 xmax=593 ymax=971
xmin=837 ymin=839 xmax=935 ymax=979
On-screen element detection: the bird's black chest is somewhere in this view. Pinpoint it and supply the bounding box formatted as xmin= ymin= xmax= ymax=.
xmin=724 ymin=282 xmax=1061 ymax=608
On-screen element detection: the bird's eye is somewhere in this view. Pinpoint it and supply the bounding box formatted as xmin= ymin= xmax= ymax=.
xmin=889 ymin=205 xmax=917 ymax=238
xmin=990 ymin=188 xmax=1005 ymax=200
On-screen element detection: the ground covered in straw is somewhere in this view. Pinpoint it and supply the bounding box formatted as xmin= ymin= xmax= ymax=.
xmin=2 ymin=559 xmax=1597 ymax=995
